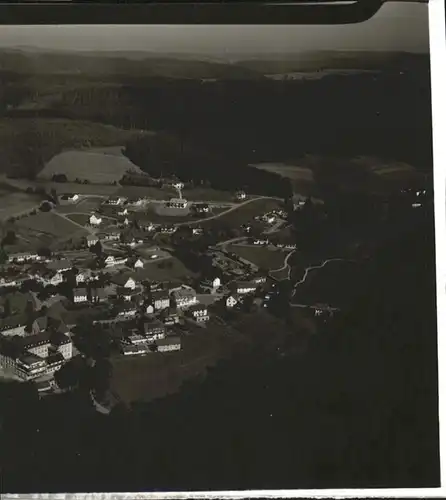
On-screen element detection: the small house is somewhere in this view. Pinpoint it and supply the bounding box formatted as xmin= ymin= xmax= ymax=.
xmin=73 ymin=288 xmax=88 ymax=304
xmin=188 ymin=303 xmax=209 ymax=323
xmin=89 ymin=214 xmax=102 ymax=226
xmin=226 ymin=295 xmax=238 ymax=309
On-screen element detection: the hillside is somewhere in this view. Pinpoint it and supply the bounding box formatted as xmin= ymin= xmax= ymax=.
xmin=0 ymin=118 xmax=149 ymax=178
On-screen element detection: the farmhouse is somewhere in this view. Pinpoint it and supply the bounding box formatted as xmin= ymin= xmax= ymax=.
xmin=156 ymin=336 xmax=181 ymax=352
xmin=192 ymin=227 xmax=204 ymax=236
xmin=236 ymin=190 xmax=247 ymax=201
xmin=89 ymin=214 xmax=102 ymax=226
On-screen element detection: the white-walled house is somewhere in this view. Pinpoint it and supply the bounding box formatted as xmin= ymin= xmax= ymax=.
xmin=134 ymin=259 xmax=144 ymax=269
xmin=73 ymin=288 xmax=88 ymax=303
xmin=226 ymin=295 xmax=238 ymax=308
xmin=89 ymin=214 xmax=102 ymax=226
xmin=212 ymin=277 xmax=221 ymax=289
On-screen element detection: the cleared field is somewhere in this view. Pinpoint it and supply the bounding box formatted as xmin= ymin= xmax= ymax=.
xmin=65 ymin=213 xmax=90 ymax=226
xmin=58 ymin=197 xmax=102 ymax=214
xmin=227 ymin=244 xmax=287 ymax=271
xmin=36 ymin=181 xmax=119 ymax=196
xmin=111 ymin=324 xmax=233 ymax=405
xmin=0 ymin=191 xmax=39 ymax=221
xmin=133 ymin=257 xmax=196 ymax=283
xmin=15 ymin=212 xmax=83 ymax=238
xmin=181 ymin=187 xmax=236 ymax=202
xmin=0 ymin=118 xmax=151 ymax=179
xmin=39 ymin=148 xmax=144 ymax=184
xmin=202 ymin=198 xmax=282 ymax=228
xmin=116 ymin=185 xmax=172 ymax=200
xmin=250 ymin=162 xmax=314 ymax=181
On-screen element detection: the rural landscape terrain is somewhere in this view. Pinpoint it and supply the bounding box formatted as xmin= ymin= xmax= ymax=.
xmin=0 ymin=41 xmax=439 ymax=494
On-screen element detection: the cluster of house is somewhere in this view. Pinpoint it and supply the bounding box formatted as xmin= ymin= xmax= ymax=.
xmin=0 ymin=312 xmax=73 ymax=382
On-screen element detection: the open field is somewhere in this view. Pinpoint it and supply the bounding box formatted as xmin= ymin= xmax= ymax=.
xmin=201 ymin=198 xmax=282 ymax=228
xmin=40 ymin=181 xmax=119 ymax=196
xmin=111 ymin=324 xmax=233 ymax=405
xmin=14 ymin=212 xmax=84 ymax=238
xmin=227 ymin=244 xmax=288 ymax=271
xmin=58 ymin=197 xmax=103 ymax=214
xmin=132 ymin=257 xmax=196 ymax=283
xmin=0 ymin=118 xmax=152 ymax=178
xmin=111 ymin=310 xmax=311 ymax=405
xmin=0 ymin=191 xmax=40 ymax=221
xmin=39 ymin=147 xmax=144 ymax=184
xmin=250 ymin=162 xmax=314 ymax=181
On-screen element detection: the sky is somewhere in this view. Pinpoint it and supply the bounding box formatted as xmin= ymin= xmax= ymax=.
xmin=0 ymin=3 xmax=429 ymax=57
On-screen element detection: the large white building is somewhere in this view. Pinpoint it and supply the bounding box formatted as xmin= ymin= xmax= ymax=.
xmin=0 ymin=330 xmax=73 ymax=381
xmin=165 ymin=198 xmax=188 ymax=209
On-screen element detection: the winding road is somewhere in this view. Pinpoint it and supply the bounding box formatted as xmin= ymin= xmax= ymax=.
xmin=291 ymin=258 xmax=353 ymax=296
xmin=271 ymin=250 xmax=296 ymax=280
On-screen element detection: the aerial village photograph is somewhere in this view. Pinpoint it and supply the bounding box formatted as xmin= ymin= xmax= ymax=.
xmin=0 ymin=1 xmax=440 ymax=495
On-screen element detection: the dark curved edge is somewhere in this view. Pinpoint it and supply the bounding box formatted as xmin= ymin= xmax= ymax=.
xmin=1 ymin=2 xmax=385 ymax=25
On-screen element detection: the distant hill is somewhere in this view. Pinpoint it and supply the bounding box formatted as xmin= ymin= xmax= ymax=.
xmin=233 ymin=50 xmax=429 ymax=74
xmin=0 ymin=48 xmax=263 ymax=80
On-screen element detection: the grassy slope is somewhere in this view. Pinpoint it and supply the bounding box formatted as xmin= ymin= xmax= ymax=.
xmin=0 ymin=118 xmax=149 ymax=178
